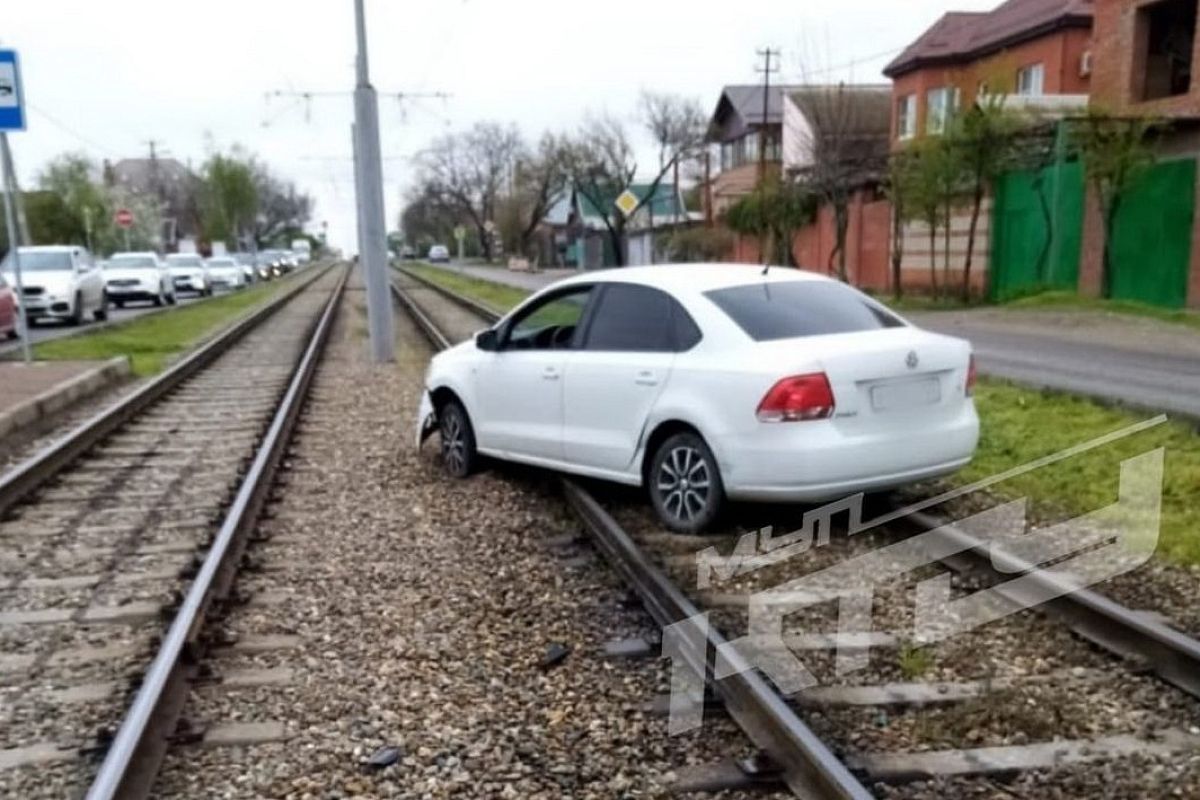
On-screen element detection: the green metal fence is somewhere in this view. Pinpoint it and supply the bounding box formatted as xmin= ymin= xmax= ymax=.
xmin=989 ymin=159 xmax=1084 ymax=301
xmin=1109 ymin=158 xmax=1195 ymax=309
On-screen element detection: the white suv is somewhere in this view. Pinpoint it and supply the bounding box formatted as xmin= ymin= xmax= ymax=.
xmin=0 ymin=245 xmax=107 ymax=325
xmin=165 ymin=253 xmax=212 ymax=296
xmin=105 ymin=252 xmax=176 ymax=307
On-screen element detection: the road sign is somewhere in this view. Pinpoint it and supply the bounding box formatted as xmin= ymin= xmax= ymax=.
xmin=453 ymin=225 xmax=466 ymax=241
xmin=114 ymin=208 xmax=134 ymax=228
xmin=615 ymin=189 xmax=640 ymax=217
xmin=0 ymin=50 xmax=26 ymax=132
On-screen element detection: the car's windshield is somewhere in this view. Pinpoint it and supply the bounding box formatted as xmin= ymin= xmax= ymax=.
xmin=109 ymin=256 xmax=158 ymax=268
xmin=207 ymin=259 xmax=236 ymax=267
xmin=705 ymin=281 xmax=905 ymax=342
xmin=1 ymin=250 xmax=73 ymax=272
xmin=166 ymin=255 xmax=203 ymax=266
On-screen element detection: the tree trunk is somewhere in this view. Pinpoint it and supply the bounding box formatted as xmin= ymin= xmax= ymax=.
xmin=962 ymin=182 xmax=984 ymax=303
xmin=942 ymin=201 xmax=952 ymax=298
xmin=891 ymin=201 xmax=904 ymax=299
xmin=928 ymin=220 xmax=938 ymax=300
xmin=835 ymin=200 xmax=849 ymax=283
xmin=1101 ymin=195 xmax=1120 ymax=300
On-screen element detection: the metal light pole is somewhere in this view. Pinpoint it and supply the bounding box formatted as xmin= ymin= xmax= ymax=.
xmin=1 ymin=133 xmax=32 ymax=363
xmin=352 ymin=0 xmax=395 ymax=362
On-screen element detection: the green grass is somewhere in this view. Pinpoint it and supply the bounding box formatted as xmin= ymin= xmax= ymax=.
xmin=401 ymin=267 xmax=1200 ymax=566
xmin=402 ymin=263 xmax=527 ymax=314
xmin=960 ymin=379 xmax=1200 ymax=566
xmin=34 ymin=281 xmax=295 ymax=376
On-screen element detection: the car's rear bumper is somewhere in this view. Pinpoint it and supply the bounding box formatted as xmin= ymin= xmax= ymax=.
xmin=714 ymin=404 xmax=979 ymax=502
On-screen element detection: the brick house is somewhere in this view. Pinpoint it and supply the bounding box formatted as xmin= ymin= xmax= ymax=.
xmin=884 ymin=0 xmax=1093 ymax=293
xmin=1087 ymin=0 xmax=1200 ymax=306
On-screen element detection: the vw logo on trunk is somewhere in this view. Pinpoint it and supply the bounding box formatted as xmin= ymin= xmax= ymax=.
xmin=905 ymin=350 xmax=919 ymax=369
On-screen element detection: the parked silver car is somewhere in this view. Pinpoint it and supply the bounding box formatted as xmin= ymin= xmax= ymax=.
xmin=0 ymin=245 xmax=108 ymax=325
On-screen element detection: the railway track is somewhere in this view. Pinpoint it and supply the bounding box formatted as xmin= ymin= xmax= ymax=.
xmin=0 ymin=264 xmax=346 ymax=799
xmin=391 ymin=266 xmax=1200 ymax=798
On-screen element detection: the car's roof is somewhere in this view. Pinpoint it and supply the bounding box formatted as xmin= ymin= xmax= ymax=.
xmin=111 ymin=251 xmax=158 ymax=258
xmin=551 ymin=263 xmax=836 ymax=295
xmin=19 ymin=245 xmax=79 ymax=253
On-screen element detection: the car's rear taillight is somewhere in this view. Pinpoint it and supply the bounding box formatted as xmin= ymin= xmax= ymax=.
xmin=757 ymin=373 xmax=835 ymax=422
xmin=965 ymin=355 xmax=977 ymax=397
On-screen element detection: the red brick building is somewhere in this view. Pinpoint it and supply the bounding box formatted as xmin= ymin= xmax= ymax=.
xmin=1087 ymin=0 xmax=1200 ymax=307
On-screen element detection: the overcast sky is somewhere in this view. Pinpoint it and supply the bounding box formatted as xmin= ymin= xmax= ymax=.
xmin=5 ymin=0 xmax=998 ymax=251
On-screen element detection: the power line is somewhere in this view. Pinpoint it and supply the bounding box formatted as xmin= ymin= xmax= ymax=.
xmin=264 ymin=89 xmax=451 ymax=125
xmin=27 ymin=103 xmax=121 ymax=156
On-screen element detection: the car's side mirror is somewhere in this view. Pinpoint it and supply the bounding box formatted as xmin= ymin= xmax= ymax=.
xmin=475 ymin=328 xmax=499 ymax=352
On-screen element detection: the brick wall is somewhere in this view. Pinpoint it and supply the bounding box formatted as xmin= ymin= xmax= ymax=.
xmin=1091 ymin=0 xmax=1200 ymax=116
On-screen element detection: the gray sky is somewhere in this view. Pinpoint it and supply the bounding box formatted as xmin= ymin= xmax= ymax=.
xmin=6 ymin=0 xmax=997 ymax=251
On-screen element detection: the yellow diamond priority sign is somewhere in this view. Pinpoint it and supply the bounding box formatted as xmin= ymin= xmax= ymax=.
xmin=614 ymin=189 xmax=640 ymax=217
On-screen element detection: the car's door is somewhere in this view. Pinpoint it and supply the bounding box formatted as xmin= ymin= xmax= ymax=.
xmin=78 ymin=250 xmax=102 ymax=307
xmin=473 ymin=285 xmax=595 ymax=460
xmin=562 ymin=283 xmax=700 ymax=473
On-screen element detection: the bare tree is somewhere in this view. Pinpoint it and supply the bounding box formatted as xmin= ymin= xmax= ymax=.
xmin=415 ymin=121 xmax=524 ymax=262
xmin=511 ymin=133 xmax=570 ymax=260
xmin=566 ymin=96 xmax=705 ymax=266
xmin=787 ymin=84 xmax=891 ymax=281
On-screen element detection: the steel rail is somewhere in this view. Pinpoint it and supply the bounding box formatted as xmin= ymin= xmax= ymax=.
xmin=0 ymin=263 xmax=335 ymax=517
xmin=394 ymin=265 xmax=507 ymax=322
xmin=391 ymin=274 xmax=874 ymax=800
xmin=85 ymin=265 xmax=349 ymax=800
xmin=907 ymin=509 xmax=1200 ymax=700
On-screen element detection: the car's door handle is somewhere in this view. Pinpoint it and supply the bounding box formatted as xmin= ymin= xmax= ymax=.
xmin=635 ymin=371 xmax=659 ymax=386
xmin=543 ymin=367 xmax=560 ymax=381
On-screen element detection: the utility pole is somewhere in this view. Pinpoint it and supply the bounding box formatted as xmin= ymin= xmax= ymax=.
xmin=353 ymin=0 xmax=395 ymax=363
xmin=755 ymin=48 xmax=780 ymax=186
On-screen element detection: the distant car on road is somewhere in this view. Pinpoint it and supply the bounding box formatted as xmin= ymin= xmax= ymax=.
xmin=205 ymin=256 xmax=245 ymax=291
xmin=255 ymin=250 xmax=287 ymax=280
xmin=0 ymin=273 xmax=18 ymax=339
xmin=105 ymin=252 xmax=176 ymax=307
xmin=417 ymin=264 xmax=980 ymax=533
xmin=165 ymin=253 xmax=212 ymax=296
xmin=233 ymin=253 xmax=258 ymax=285
xmin=0 ymin=245 xmax=108 ymax=326
xmin=428 ymin=244 xmax=450 ymax=263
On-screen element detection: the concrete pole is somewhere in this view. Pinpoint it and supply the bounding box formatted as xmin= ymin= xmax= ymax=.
xmin=1 ymin=134 xmax=32 ymax=362
xmin=352 ymin=0 xmax=395 ymax=362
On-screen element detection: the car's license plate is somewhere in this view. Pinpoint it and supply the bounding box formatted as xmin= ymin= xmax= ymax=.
xmin=870 ymin=378 xmax=940 ymax=411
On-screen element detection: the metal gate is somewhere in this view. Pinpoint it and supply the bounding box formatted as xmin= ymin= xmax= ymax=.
xmin=1109 ymin=158 xmax=1195 ymax=309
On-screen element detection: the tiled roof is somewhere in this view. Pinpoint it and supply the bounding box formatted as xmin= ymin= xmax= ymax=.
xmin=884 ymin=0 xmax=1093 ymax=77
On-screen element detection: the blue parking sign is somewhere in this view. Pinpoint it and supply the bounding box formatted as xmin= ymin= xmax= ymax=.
xmin=0 ymin=50 xmax=26 ymax=131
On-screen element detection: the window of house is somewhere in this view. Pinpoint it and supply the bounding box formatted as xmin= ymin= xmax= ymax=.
xmin=1139 ymin=0 xmax=1196 ymax=101
xmin=1016 ymin=63 xmax=1045 ymax=96
xmin=744 ymin=131 xmax=759 ymax=163
xmin=720 ymin=142 xmax=733 ymax=170
xmin=925 ymin=87 xmax=956 ymax=135
xmin=896 ymin=94 xmax=917 ymax=140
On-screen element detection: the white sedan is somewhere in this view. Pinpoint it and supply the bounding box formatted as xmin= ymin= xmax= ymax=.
xmin=417 ymin=265 xmax=979 ymax=533
xmin=205 ymin=256 xmax=246 ymax=291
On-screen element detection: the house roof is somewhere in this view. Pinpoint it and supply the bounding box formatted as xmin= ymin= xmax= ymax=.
xmin=788 ymin=85 xmax=892 ymax=138
xmin=706 ymin=84 xmax=802 ymax=141
xmin=884 ymin=0 xmax=1093 ymax=77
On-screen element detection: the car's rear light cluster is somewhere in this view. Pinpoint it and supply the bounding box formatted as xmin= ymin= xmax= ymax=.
xmin=757 ymin=373 xmax=835 ymax=422
xmin=965 ymin=354 xmax=977 ymax=397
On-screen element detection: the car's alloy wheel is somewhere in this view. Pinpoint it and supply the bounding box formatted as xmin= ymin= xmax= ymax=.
xmin=439 ymin=400 xmax=477 ymax=478
xmin=649 ymin=432 xmax=725 ymax=534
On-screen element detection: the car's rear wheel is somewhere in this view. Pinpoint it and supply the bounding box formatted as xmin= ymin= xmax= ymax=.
xmin=649 ymin=432 xmax=725 ymax=534
xmin=439 ymin=400 xmax=477 ymax=478
xmin=67 ymin=292 xmax=84 ymax=326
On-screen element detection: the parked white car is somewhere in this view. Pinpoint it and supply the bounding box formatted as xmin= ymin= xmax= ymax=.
xmin=417 ymin=264 xmax=980 ymax=533
xmin=165 ymin=253 xmax=212 ymax=296
xmin=105 ymin=252 xmax=176 ymax=307
xmin=205 ymin=256 xmax=246 ymax=291
xmin=0 ymin=245 xmax=107 ymax=325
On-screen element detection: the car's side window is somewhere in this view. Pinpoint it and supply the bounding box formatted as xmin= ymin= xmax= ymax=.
xmin=503 ymin=287 xmax=593 ymax=351
xmin=582 ymin=283 xmax=700 ymax=353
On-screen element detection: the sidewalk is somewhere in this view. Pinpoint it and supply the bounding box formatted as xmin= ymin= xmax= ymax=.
xmin=0 ymin=358 xmax=130 ymax=439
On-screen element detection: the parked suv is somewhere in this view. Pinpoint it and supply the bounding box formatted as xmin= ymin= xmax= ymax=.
xmin=105 ymin=252 xmax=176 ymax=307
xmin=0 ymin=245 xmax=107 ymax=325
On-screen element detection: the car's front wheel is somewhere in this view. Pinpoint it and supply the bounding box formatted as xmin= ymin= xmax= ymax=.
xmin=439 ymin=400 xmax=477 ymax=478
xmin=648 ymin=432 xmax=725 ymax=534
xmin=94 ymin=292 xmax=110 ymax=322
xmin=67 ymin=292 xmax=84 ymax=326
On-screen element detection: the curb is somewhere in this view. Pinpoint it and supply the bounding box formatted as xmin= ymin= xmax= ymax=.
xmin=0 ymin=357 xmax=131 ymax=439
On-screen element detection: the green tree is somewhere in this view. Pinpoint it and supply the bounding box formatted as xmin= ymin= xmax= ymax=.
xmin=1070 ymin=109 xmax=1162 ymax=299
xmin=37 ymin=153 xmax=108 ymax=250
xmin=724 ymin=177 xmax=814 ymax=266
xmin=200 ymin=149 xmax=258 ymax=250
xmin=948 ymin=96 xmax=1024 ymax=301
xmin=896 ymin=137 xmax=955 ymax=298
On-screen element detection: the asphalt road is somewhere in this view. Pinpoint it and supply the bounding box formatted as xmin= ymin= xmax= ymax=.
xmin=418 ymin=262 xmax=1200 ymax=422
xmin=0 ymin=293 xmax=207 ymax=359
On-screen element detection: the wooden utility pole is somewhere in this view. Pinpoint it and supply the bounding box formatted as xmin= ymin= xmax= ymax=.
xmin=755 ymin=48 xmax=780 ymax=185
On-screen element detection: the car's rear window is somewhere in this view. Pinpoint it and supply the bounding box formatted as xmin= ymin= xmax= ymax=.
xmin=704 ymin=280 xmax=904 ymax=341
xmin=110 ymin=256 xmax=157 ymax=268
